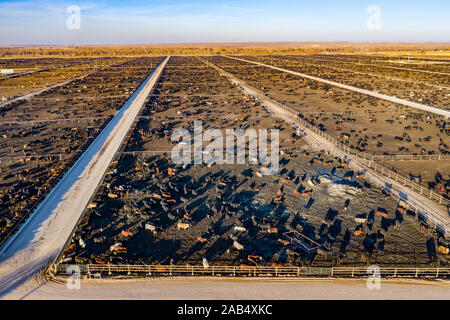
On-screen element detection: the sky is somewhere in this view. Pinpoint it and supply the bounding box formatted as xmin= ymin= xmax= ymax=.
xmin=0 ymin=0 xmax=449 ymax=45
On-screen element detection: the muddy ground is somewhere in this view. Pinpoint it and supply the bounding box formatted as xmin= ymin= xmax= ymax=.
xmin=66 ymin=56 xmax=450 ymax=268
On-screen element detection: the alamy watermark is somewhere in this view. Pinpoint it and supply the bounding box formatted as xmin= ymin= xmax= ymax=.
xmin=66 ymin=5 xmax=81 ymax=30
xmin=366 ymin=5 xmax=381 ymax=30
xmin=366 ymin=264 xmax=381 ymax=290
xmin=66 ymin=264 xmax=81 ymax=289
xmin=171 ymin=121 xmax=280 ymax=175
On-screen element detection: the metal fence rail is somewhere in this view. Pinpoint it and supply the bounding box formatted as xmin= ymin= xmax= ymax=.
xmin=367 ymin=161 xmax=449 ymax=205
xmin=374 ymin=154 xmax=450 ymax=161
xmin=54 ymin=264 xmax=450 ymax=279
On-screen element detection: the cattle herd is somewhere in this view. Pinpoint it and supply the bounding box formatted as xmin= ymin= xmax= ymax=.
xmin=210 ymin=55 xmax=449 ymax=197
xmin=0 ymin=54 xmax=449 ymax=269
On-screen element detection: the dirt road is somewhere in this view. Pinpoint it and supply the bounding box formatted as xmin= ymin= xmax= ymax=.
xmin=2 ymin=277 xmax=449 ymax=300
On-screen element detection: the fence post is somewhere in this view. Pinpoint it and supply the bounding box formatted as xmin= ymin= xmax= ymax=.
xmin=394 ymin=268 xmax=397 ymax=277
xmin=331 ymin=267 xmax=334 ymax=277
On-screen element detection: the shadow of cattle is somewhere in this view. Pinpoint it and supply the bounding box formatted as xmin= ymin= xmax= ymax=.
xmin=426 ymin=237 xmax=437 ymax=262
xmin=325 ymin=208 xmax=339 ymax=221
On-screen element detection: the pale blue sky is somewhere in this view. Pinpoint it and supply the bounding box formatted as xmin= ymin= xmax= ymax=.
xmin=0 ymin=0 xmax=448 ymax=45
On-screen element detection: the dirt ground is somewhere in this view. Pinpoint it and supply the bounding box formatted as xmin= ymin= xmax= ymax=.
xmin=0 ymin=58 xmax=118 ymax=100
xmin=4 ymin=277 xmax=450 ymax=300
xmin=0 ymin=54 xmax=448 ymax=270
xmin=65 ymin=57 xmax=450 ymax=269
xmin=239 ymin=55 xmax=450 ymax=108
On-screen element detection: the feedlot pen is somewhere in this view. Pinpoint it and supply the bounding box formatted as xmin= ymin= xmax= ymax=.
xmin=59 ymin=57 xmax=450 ymax=272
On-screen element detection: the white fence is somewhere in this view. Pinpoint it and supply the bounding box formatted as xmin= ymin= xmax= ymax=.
xmin=54 ymin=264 xmax=450 ymax=279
